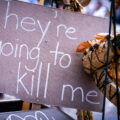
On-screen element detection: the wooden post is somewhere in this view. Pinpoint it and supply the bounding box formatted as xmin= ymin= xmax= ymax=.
xmin=22 ymin=102 xmax=31 ymax=110
xmin=31 ymin=103 xmax=41 ymax=110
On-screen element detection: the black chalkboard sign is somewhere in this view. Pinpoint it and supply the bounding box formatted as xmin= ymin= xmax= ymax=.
xmin=0 ymin=0 xmax=109 ymax=112
xmin=0 ymin=108 xmax=73 ymax=120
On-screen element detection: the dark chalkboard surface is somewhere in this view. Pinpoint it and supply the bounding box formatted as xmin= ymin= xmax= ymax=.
xmin=0 ymin=108 xmax=73 ymax=120
xmin=0 ymin=0 xmax=109 ymax=112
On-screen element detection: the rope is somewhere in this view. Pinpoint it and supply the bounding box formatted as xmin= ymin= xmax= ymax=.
xmin=102 ymin=0 xmax=113 ymax=119
xmin=112 ymin=0 xmax=120 ymax=119
xmin=87 ymin=111 xmax=91 ymax=120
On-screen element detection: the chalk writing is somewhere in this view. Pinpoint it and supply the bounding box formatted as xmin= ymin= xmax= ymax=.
xmin=50 ymin=42 xmax=71 ymax=68
xmin=3 ymin=0 xmax=99 ymax=103
xmin=6 ymin=111 xmax=55 ymax=120
xmin=4 ymin=1 xmax=18 ymax=30
xmin=86 ymin=90 xmax=100 ymax=104
xmin=36 ymin=62 xmax=43 ymax=97
xmin=37 ymin=21 xmax=51 ymax=47
xmin=61 ymin=84 xmax=84 ymax=102
xmin=4 ymin=1 xmax=51 ymax=48
xmin=61 ymin=84 xmax=100 ymax=104
xmin=16 ymin=62 xmax=29 ymax=95
xmin=57 ymin=24 xmax=78 ymax=40
xmin=1 ymin=42 xmax=14 ymax=56
xmin=21 ymin=17 xmax=36 ymax=32
xmin=59 ymin=54 xmax=71 ymax=69
xmin=16 ymin=61 xmax=51 ymax=98
xmin=44 ymin=63 xmax=51 ymax=98
xmin=31 ymin=75 xmax=34 ymax=96
xmin=25 ymin=47 xmax=40 ymax=72
xmin=0 ymin=0 xmax=107 ymax=112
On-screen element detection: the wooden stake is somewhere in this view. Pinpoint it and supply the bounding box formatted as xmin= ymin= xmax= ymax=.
xmin=31 ymin=103 xmax=41 ymax=110
xmin=22 ymin=102 xmax=30 ymax=110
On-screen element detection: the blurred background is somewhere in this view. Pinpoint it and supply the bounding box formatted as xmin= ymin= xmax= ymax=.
xmin=17 ymin=0 xmax=120 ymax=31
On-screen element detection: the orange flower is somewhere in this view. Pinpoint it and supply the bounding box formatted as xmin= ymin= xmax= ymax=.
xmin=76 ymin=41 xmax=91 ymax=52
